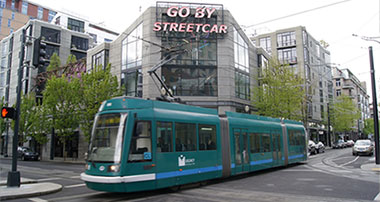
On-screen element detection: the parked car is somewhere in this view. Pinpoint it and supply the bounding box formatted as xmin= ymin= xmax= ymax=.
xmin=316 ymin=141 xmax=325 ymax=153
xmin=346 ymin=140 xmax=354 ymax=147
xmin=352 ymin=139 xmax=374 ymax=156
xmin=308 ymin=140 xmax=317 ymax=155
xmin=332 ymin=139 xmax=345 ymax=149
xmin=17 ymin=146 xmax=39 ymax=161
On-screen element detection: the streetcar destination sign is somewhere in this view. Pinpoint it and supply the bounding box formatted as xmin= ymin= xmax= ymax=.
xmin=153 ymin=5 xmax=227 ymax=34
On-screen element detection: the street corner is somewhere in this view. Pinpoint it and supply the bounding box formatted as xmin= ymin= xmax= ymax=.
xmin=0 ymin=182 xmax=63 ymax=200
xmin=361 ymin=162 xmax=380 ymax=172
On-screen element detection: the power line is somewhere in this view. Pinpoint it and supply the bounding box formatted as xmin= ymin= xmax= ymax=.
xmin=244 ymin=0 xmax=351 ymax=28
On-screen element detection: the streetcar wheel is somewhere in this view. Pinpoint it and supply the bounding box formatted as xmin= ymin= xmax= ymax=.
xmin=200 ymin=181 xmax=208 ymax=186
xmin=169 ymin=185 xmax=180 ymax=192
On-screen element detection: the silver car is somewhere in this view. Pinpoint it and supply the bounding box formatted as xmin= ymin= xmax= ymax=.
xmin=352 ymin=140 xmax=374 ymax=156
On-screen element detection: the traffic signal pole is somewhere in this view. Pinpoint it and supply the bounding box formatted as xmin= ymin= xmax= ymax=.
xmin=7 ymin=29 xmax=25 ymax=187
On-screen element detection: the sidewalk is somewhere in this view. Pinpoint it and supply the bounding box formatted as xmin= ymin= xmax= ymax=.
xmin=0 ymin=178 xmax=63 ymax=200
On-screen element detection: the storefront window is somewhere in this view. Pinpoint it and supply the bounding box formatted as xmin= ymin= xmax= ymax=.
xmin=121 ymin=23 xmax=142 ymax=70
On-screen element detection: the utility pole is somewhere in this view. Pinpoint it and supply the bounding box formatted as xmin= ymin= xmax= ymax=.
xmin=7 ymin=29 xmax=26 ymax=187
xmin=327 ymin=102 xmax=331 ymax=147
xmin=369 ymin=46 xmax=380 ymax=165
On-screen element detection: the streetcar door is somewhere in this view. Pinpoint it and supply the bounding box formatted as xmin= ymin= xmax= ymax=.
xmin=271 ymin=133 xmax=282 ymax=166
xmin=233 ymin=129 xmax=242 ymax=173
xmin=233 ymin=129 xmax=249 ymax=174
xmin=241 ymin=130 xmax=250 ymax=172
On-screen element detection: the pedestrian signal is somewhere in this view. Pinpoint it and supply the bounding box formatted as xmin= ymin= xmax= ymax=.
xmin=1 ymin=107 xmax=16 ymax=119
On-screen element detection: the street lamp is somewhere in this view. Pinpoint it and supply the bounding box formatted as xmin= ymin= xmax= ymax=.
xmin=353 ymin=33 xmax=380 ymax=165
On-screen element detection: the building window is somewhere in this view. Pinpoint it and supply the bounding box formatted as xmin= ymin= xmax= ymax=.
xmin=259 ymin=37 xmax=271 ymax=55
xmin=92 ymin=50 xmax=109 ymax=70
xmin=162 ymin=66 xmax=217 ymax=96
xmin=7 ymin=19 xmax=11 ymax=27
xmin=46 ymin=44 xmax=59 ymax=59
xmin=0 ymin=0 xmax=5 ymax=8
xmin=121 ymin=23 xmax=142 ymax=70
xmin=67 ymin=18 xmax=84 ymax=33
xmin=11 ymin=12 xmax=14 ymax=20
xmin=70 ymin=51 xmax=86 ymax=60
xmin=234 ymin=27 xmax=250 ymax=100
xmin=121 ymin=69 xmax=142 ymax=97
xmin=89 ymin=33 xmax=97 ymax=44
xmin=37 ymin=7 xmax=43 ymax=19
xmin=336 ymin=89 xmax=341 ymax=97
xmin=336 ymin=79 xmax=341 ymax=87
xmin=22 ymin=2 xmax=28 ymax=14
xmin=278 ymin=48 xmax=297 ymax=64
xmin=71 ymin=36 xmax=88 ymax=51
xmin=277 ymin=31 xmax=296 ymax=47
xmin=41 ymin=27 xmax=60 ymax=43
xmin=48 ymin=11 xmax=56 ymax=22
xmin=11 ymin=0 xmax=14 ymax=10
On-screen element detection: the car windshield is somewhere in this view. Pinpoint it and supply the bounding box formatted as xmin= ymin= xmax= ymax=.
xmin=88 ymin=113 xmax=127 ymax=163
xmin=355 ymin=141 xmax=371 ymax=146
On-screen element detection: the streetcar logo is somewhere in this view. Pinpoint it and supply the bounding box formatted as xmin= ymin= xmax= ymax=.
xmin=178 ymin=155 xmax=195 ymax=167
xmin=178 ymin=155 xmax=185 ymax=167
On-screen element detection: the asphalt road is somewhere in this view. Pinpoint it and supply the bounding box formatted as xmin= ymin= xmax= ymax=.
xmin=1 ymin=147 xmax=379 ymax=202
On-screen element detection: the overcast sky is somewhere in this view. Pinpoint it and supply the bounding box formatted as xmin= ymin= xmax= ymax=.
xmin=30 ymin=0 xmax=380 ymax=98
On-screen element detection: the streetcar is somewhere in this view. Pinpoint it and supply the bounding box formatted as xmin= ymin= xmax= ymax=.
xmin=81 ymin=96 xmax=307 ymax=192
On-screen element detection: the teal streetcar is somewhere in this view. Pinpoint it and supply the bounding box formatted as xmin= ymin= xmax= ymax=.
xmin=81 ymin=96 xmax=307 ymax=192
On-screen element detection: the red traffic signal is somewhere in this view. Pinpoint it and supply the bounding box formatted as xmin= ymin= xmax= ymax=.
xmin=1 ymin=107 xmax=16 ymax=119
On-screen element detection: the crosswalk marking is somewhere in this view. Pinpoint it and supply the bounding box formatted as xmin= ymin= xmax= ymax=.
xmin=65 ymin=183 xmax=86 ymax=188
xmin=28 ymin=198 xmax=48 ymax=202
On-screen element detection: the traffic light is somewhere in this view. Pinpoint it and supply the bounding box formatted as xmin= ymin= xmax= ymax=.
xmin=32 ymin=38 xmax=49 ymax=67
xmin=1 ymin=107 xmax=16 ymax=119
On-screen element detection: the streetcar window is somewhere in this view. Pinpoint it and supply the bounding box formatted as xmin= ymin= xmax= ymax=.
xmin=128 ymin=121 xmax=152 ymax=162
xmin=199 ymin=124 xmax=217 ymax=150
xmin=249 ymin=133 xmax=260 ymax=153
xmin=88 ymin=113 xmax=127 ymax=163
xmin=156 ymin=122 xmax=173 ymax=152
xmin=175 ymin=123 xmax=196 ymax=152
xmin=262 ymin=134 xmax=271 ymax=152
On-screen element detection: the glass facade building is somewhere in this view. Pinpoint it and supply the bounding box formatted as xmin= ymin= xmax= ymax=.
xmin=88 ymin=3 xmax=265 ymax=114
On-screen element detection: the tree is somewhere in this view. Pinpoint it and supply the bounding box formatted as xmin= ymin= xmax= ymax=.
xmin=251 ymin=58 xmax=305 ymax=121
xmin=79 ymin=64 xmax=121 ymax=141
xmin=330 ymin=95 xmax=360 ymax=136
xmin=10 ymin=93 xmax=36 ymax=144
xmin=43 ymin=75 xmax=81 ymax=159
xmin=46 ymin=52 xmax=61 ymax=71
xmin=363 ymin=118 xmax=375 ymax=137
xmin=66 ymin=54 xmax=77 ymax=65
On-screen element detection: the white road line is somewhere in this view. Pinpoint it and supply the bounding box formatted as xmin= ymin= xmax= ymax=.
xmin=338 ymin=156 xmax=359 ymax=167
xmin=65 ymin=183 xmax=86 ymax=188
xmin=374 ymin=192 xmax=380 ymax=201
xmin=69 ymin=175 xmax=81 ymax=179
xmin=28 ymin=198 xmax=48 ymax=202
xmin=37 ymin=177 xmax=62 ymax=182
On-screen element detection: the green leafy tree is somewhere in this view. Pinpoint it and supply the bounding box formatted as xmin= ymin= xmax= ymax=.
xmin=43 ymin=75 xmax=81 ymax=159
xmin=251 ymin=58 xmax=305 ymax=121
xmin=330 ymin=95 xmax=360 ymax=136
xmin=363 ymin=118 xmax=376 ymax=136
xmin=66 ymin=54 xmax=77 ymax=65
xmin=10 ymin=93 xmax=36 ymax=143
xmin=79 ymin=64 xmax=121 ymax=140
xmin=46 ymin=52 xmax=61 ymax=71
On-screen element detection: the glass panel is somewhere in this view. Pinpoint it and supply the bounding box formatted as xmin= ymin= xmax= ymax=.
xmin=262 ymin=134 xmax=271 ymax=152
xmin=128 ymin=121 xmax=152 ymax=162
xmin=243 ymin=133 xmax=249 ymax=164
xmin=234 ymin=132 xmax=241 ymax=165
xmin=199 ymin=124 xmax=216 ymax=150
xmin=88 ymin=113 xmax=127 ymax=163
xmin=157 ymin=122 xmax=173 ymax=152
xmin=175 ymin=123 xmax=196 ymax=152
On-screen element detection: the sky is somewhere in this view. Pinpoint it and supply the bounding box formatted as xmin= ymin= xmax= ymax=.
xmin=30 ymin=0 xmax=380 ymax=98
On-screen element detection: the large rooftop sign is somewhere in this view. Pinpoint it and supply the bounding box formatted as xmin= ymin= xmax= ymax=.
xmin=155 ymin=2 xmax=226 ymax=37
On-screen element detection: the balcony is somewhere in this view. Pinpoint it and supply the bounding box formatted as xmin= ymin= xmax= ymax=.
xmin=277 ymin=40 xmax=297 ymax=48
xmin=279 ymin=57 xmax=297 ymax=65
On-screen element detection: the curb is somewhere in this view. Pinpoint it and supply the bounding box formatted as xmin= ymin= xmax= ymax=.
xmin=0 ymin=182 xmax=63 ymax=200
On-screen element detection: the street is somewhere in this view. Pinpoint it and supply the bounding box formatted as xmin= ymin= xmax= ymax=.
xmin=1 ymin=148 xmax=379 ymax=202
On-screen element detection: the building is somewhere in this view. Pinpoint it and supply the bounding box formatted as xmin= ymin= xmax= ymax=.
xmin=0 ymin=19 xmax=91 ymax=157
xmin=332 ymin=67 xmax=370 ymax=140
xmin=51 ymin=10 xmax=119 ymax=47
xmin=0 ymin=0 xmax=57 ymax=40
xmin=87 ymin=2 xmax=267 ymax=115
xmin=252 ymin=26 xmax=333 ymax=145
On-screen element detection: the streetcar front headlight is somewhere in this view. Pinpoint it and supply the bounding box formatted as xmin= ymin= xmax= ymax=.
xmin=85 ymin=164 xmax=91 ymax=170
xmin=108 ymin=165 xmax=120 ymax=172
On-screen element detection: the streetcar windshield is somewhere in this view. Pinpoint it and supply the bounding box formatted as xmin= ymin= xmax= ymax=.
xmin=88 ymin=113 xmax=127 ymax=163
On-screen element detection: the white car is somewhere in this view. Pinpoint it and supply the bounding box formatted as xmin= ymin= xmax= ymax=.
xmin=316 ymin=142 xmax=325 ymax=153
